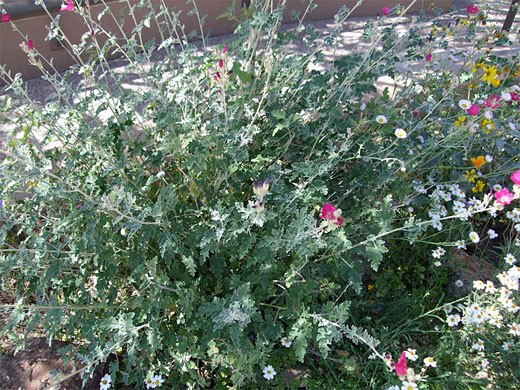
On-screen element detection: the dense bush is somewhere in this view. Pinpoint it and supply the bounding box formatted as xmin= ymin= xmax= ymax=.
xmin=0 ymin=0 xmax=519 ymax=389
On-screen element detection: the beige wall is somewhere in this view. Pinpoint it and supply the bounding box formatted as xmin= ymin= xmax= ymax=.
xmin=0 ymin=0 xmax=452 ymax=81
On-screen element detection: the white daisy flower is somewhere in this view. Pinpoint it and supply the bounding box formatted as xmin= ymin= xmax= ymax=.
xmin=502 ymin=341 xmax=514 ymax=351
xmin=469 ymin=231 xmax=480 ymax=243
xmin=455 ymin=280 xmax=464 ymax=288
xmin=472 ymin=339 xmax=485 ymax=351
xmin=100 ymin=374 xmax=112 ymax=390
xmin=505 ymin=253 xmax=517 ymax=265
xmin=473 ymin=280 xmax=485 ymax=290
xmin=447 ymin=314 xmax=461 ymax=327
xmin=262 ymin=365 xmax=277 ymax=380
xmin=395 ymin=128 xmax=407 ymax=138
xmin=455 ymin=240 xmax=466 ymax=249
xmin=488 ymin=229 xmax=498 ymax=239
xmin=458 ymin=99 xmax=472 ymax=109
xmin=375 ymin=115 xmax=388 ymax=124
xmin=281 ymin=337 xmax=292 ymax=348
xmin=405 ymin=348 xmax=418 ymax=361
xmin=423 ymin=357 xmax=437 ymax=367
xmin=492 ymin=184 xmax=503 ymax=192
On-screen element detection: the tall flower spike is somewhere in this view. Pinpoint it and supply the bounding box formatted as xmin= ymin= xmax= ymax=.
xmin=394 ymin=351 xmax=408 ymax=375
xmin=253 ymin=177 xmax=270 ymax=199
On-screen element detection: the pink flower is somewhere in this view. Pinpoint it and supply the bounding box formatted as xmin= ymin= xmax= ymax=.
xmin=467 ymin=5 xmax=479 ymax=14
xmin=495 ymin=188 xmax=515 ymax=205
xmin=394 ymin=352 xmax=408 ymax=375
xmin=60 ymin=0 xmax=74 ymax=12
xmin=219 ymin=59 xmax=224 ymax=68
xmin=223 ymin=44 xmax=227 ymax=54
xmin=485 ymin=95 xmax=500 ymax=109
xmin=27 ymin=39 xmax=34 ymax=51
xmin=467 ymin=104 xmax=480 ymax=116
xmin=319 ymin=203 xmax=344 ymax=226
xmin=511 ymin=169 xmax=520 ymax=185
xmin=382 ymin=7 xmax=392 ymax=16
xmin=511 ymin=93 xmax=519 ymax=101
xmin=425 ymin=53 xmax=432 ymax=62
xmin=1 ymin=13 xmax=10 ymax=22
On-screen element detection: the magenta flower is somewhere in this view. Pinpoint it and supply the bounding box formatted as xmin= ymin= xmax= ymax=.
xmin=495 ymin=188 xmax=515 ymax=205
xmin=467 ymin=104 xmax=480 ymax=116
xmin=382 ymin=7 xmax=392 ymax=16
xmin=511 ymin=93 xmax=519 ymax=101
xmin=467 ymin=5 xmax=479 ymax=14
xmin=27 ymin=39 xmax=34 ymax=51
xmin=394 ymin=352 xmax=408 ymax=375
xmin=425 ymin=53 xmax=432 ymax=62
xmin=223 ymin=44 xmax=227 ymax=54
xmin=319 ymin=203 xmax=344 ymax=226
xmin=60 ymin=0 xmax=74 ymax=12
xmin=485 ymin=95 xmax=500 ymax=109
xmin=1 ymin=13 xmax=10 ymax=22
xmin=219 ymin=59 xmax=224 ymax=68
xmin=511 ymin=169 xmax=520 ymax=185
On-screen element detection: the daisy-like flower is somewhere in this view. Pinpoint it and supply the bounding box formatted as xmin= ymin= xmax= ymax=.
xmin=144 ymin=377 xmax=155 ymax=389
xmin=262 ymin=365 xmax=277 ymax=380
xmin=100 ymin=374 xmax=112 ymax=390
xmin=455 ymin=280 xmax=464 ymax=287
xmin=458 ymin=99 xmax=472 ymax=109
xmin=423 ymin=357 xmax=437 ymax=367
xmin=405 ymin=348 xmax=418 ymax=361
xmin=281 ymin=337 xmax=292 ymax=348
xmin=515 ymin=238 xmax=520 ymax=247
xmin=486 ymin=281 xmax=496 ymax=293
xmin=151 ymin=375 xmax=164 ymax=388
xmin=447 ymin=314 xmax=461 ymax=327
xmin=395 ymin=128 xmax=407 ymax=139
xmin=473 ymin=280 xmax=485 ymax=290
xmin=488 ymin=229 xmax=498 ymax=239
xmin=492 ymin=184 xmax=502 ymax=192
xmin=509 ymin=322 xmax=520 ymax=336
xmin=375 ymin=115 xmax=388 ymax=124
xmin=434 ymin=261 xmax=442 ymax=267
xmin=432 ymin=219 xmax=443 ymax=231
xmin=455 ymin=240 xmax=466 ymax=249
xmin=469 ymin=231 xmax=480 ymax=243
xmin=445 ymin=303 xmax=454 ymax=313
xmin=120 ymin=227 xmax=128 ymax=236
xmin=401 ymin=381 xmax=418 ymax=390
xmin=502 ymin=341 xmax=514 ymax=351
xmin=511 ymin=169 xmax=520 ymax=185
xmin=505 ymin=253 xmax=517 ymax=265
xmin=472 ymin=339 xmax=485 ymax=351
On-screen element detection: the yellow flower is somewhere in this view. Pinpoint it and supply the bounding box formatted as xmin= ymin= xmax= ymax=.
xmin=464 ymin=169 xmax=478 ymax=183
xmin=431 ymin=26 xmax=438 ymax=35
xmin=367 ymin=284 xmax=374 ymax=290
xmin=471 ymin=156 xmax=486 ymax=169
xmin=472 ymin=62 xmax=485 ymax=73
xmin=27 ymin=181 xmax=36 ymax=189
xmin=454 ymin=116 xmax=466 ymax=127
xmin=472 ymin=180 xmax=485 ymax=193
xmin=490 ymin=77 xmax=500 ymax=87
xmin=483 ymin=65 xmax=498 ymax=83
xmin=480 ymin=119 xmax=494 ymax=134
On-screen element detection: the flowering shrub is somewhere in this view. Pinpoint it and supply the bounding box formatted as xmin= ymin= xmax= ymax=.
xmin=0 ymin=0 xmax=519 ymax=389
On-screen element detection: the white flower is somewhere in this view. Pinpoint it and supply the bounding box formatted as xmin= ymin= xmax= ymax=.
xmin=262 ymin=365 xmax=277 ymax=380
xmin=432 ymin=247 xmax=445 ymax=258
xmin=388 ymin=386 xmax=400 ymax=390
xmin=120 ymin=227 xmax=128 ymax=236
xmin=484 ymin=110 xmax=493 ymax=119
xmin=144 ymin=377 xmax=155 ymax=389
xmin=100 ymin=374 xmax=112 ymax=390
xmin=156 ymin=171 xmax=165 ymax=178
xmin=405 ymin=348 xmax=418 ymax=361
xmin=360 ymin=102 xmax=366 ymax=111
xmin=509 ymin=122 xmax=517 ymax=130
xmin=432 ymin=219 xmax=443 ymax=231
xmin=458 ymin=99 xmax=472 ymax=109
xmin=488 ymin=229 xmax=498 ymax=239
xmin=447 ymin=314 xmax=461 ymax=327
xmin=455 ymin=240 xmax=466 ymax=249
xmin=469 ymin=231 xmax=480 ymax=243
xmin=473 ymin=280 xmax=485 ymax=290
xmin=509 ymin=322 xmax=520 ymax=336
xmin=445 ymin=303 xmax=453 ymax=313
xmin=502 ymin=341 xmax=514 ymax=351
xmin=423 ymin=357 xmax=437 ymax=367
xmin=434 ymin=261 xmax=442 ymax=267
xmin=505 ymin=253 xmax=517 ymax=265
xmin=376 ymin=115 xmax=388 ymax=124
xmin=492 ymin=184 xmax=503 ymax=192
xmin=401 ymin=381 xmax=418 ymax=390
xmin=455 ymin=280 xmax=464 ymax=288
xmin=485 ymin=154 xmax=493 ymax=162
xmin=395 ymin=128 xmax=407 ymax=139
xmin=472 ymin=339 xmax=485 ymax=351
xmin=502 ymin=91 xmax=512 ymax=100
xmin=485 ymin=281 xmax=496 ymax=293
xmin=516 ymin=238 xmax=520 ymax=247
xmin=281 ymin=337 xmax=292 ymax=348
xmin=151 ymin=375 xmax=164 ymax=388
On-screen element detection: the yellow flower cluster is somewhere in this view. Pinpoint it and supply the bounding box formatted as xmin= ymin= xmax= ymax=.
xmin=473 ymin=63 xmax=500 ymax=87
